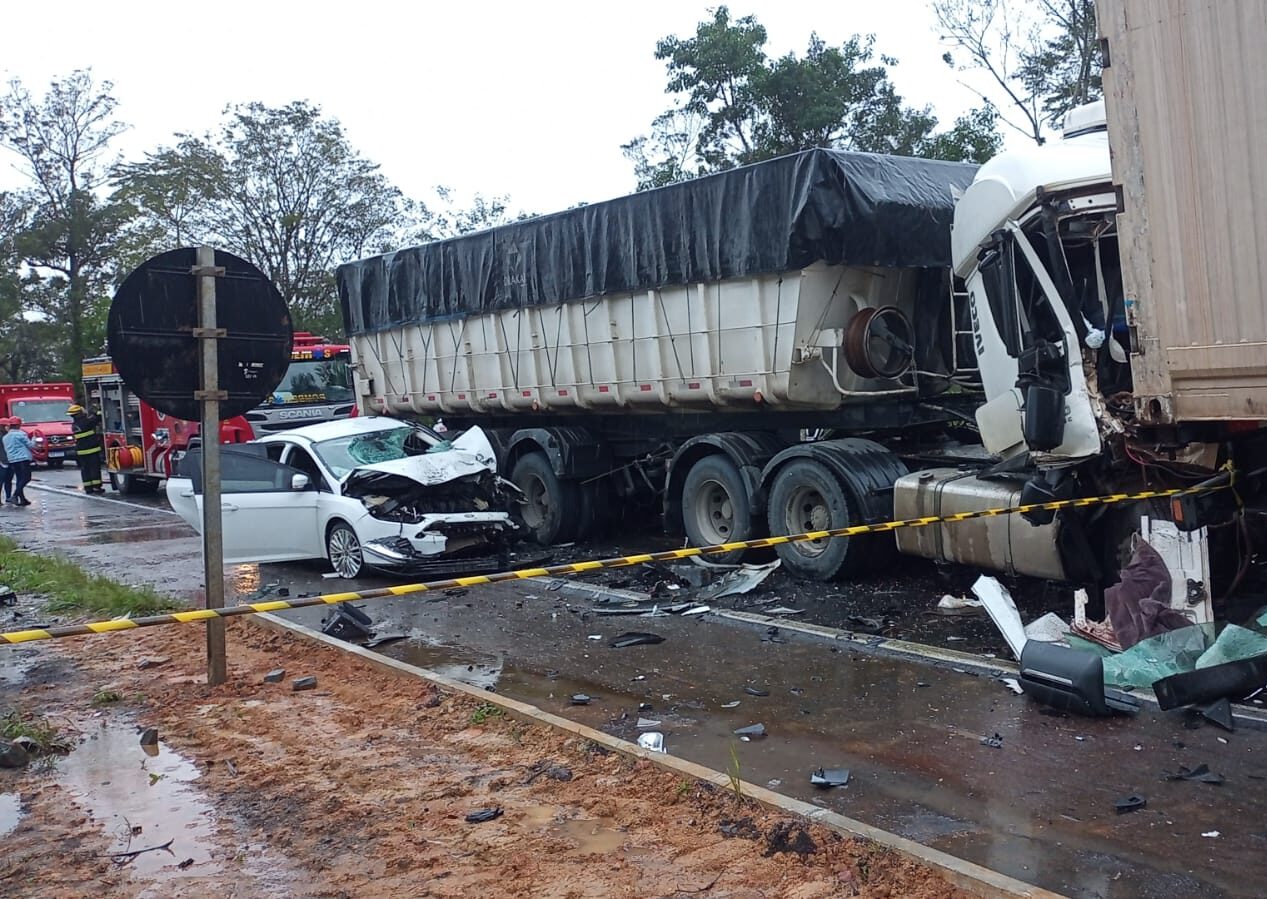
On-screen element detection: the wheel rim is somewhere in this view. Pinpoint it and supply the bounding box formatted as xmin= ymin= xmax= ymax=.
xmin=689 ymin=479 xmax=735 ymax=544
xmin=329 ymin=528 xmax=362 ymax=578
xmin=783 ymin=485 xmax=831 ymax=557
xmin=520 ymin=474 xmax=549 ymax=529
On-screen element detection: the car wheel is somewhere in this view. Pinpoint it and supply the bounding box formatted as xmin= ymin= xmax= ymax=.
xmin=510 ymin=452 xmax=578 ymax=546
xmin=682 ymin=455 xmax=753 ymax=563
xmin=326 ymin=521 xmax=364 ymax=579
xmin=766 ymin=459 xmax=862 ymax=581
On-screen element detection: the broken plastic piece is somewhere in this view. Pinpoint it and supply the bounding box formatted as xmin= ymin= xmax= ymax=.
xmin=1202 ymin=831 xmax=1220 ymax=838
xmin=637 ymin=732 xmax=666 ymax=753
xmin=935 ymin=594 xmax=982 ymax=615
xmin=766 ymin=607 xmax=804 ymax=616
xmin=973 ymin=576 xmax=1027 ymax=660
xmin=1114 ymin=795 xmax=1146 ymax=814
xmin=743 ymin=686 xmax=770 ymax=697
xmin=1200 ymin=697 xmax=1235 ymax=732
xmin=682 ymin=605 xmax=711 ymax=616
xmin=586 ymin=634 xmax=602 ymax=641
xmin=569 ymin=694 xmax=592 ymax=705
xmin=845 ymin=615 xmax=883 ymax=634
xmin=720 ymin=701 xmax=740 ymax=709
xmin=363 ymin=633 xmax=407 ymax=650
xmin=1162 ymin=763 xmax=1225 ymax=785
xmin=1000 ymin=677 xmax=1024 ymax=695
xmin=696 ymin=559 xmax=781 ymax=600
xmin=1152 ymin=653 xmax=1267 ymax=710
xmin=320 ymin=604 xmax=374 ymax=642
xmin=733 ymin=723 xmax=766 ymax=738
xmin=464 ymin=807 xmax=503 ymax=824
xmin=609 ymin=632 xmax=665 ymax=648
xmin=635 ymin=718 xmax=661 ymax=729
xmin=980 ymin=732 xmax=1003 ymax=749
xmin=810 ymin=767 xmax=850 ymax=788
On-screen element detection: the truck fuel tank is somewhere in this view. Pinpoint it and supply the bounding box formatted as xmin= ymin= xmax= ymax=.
xmin=894 ymin=468 xmax=1065 ymax=581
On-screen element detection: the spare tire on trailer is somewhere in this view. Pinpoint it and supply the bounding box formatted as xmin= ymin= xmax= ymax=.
xmin=510 ymin=452 xmax=579 ymax=546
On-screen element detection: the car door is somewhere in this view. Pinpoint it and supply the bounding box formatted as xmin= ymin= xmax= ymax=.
xmin=177 ymin=445 xmax=321 ymax=563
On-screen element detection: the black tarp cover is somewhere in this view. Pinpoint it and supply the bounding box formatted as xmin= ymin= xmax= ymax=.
xmin=337 ymin=148 xmax=977 ymax=336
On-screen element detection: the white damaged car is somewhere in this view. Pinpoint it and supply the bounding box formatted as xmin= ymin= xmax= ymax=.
xmin=166 ymin=416 xmax=519 ymax=578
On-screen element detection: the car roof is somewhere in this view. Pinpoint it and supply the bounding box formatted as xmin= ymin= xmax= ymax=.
xmin=259 ymin=416 xmax=409 ymax=445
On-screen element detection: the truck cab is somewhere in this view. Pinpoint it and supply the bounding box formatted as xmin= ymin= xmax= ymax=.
xmin=242 ymin=332 xmax=356 ymax=437
xmin=0 ymin=383 xmax=76 ymax=467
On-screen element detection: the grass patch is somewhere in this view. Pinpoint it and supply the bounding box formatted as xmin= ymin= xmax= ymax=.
xmin=469 ymin=702 xmax=505 ymax=725
xmin=1 ymin=710 xmax=72 ymax=752
xmin=0 ymin=535 xmax=175 ymax=617
xmin=726 ymin=743 xmax=745 ymax=802
xmin=92 ymin=689 xmax=123 ymax=706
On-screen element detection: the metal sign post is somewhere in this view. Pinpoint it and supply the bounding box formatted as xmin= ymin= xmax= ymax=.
xmin=195 ymin=246 xmax=228 ymax=686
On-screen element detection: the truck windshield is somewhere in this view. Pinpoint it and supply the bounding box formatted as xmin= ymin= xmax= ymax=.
xmin=264 ymin=359 xmax=353 ymax=406
xmin=11 ymin=399 xmax=68 ymax=423
xmin=312 ymin=425 xmax=441 ymax=479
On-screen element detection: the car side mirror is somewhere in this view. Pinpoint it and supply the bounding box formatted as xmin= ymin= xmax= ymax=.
xmin=291 ymin=473 xmax=310 ymax=491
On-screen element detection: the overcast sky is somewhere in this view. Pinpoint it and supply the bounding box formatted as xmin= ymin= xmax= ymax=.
xmin=2 ymin=0 xmax=999 ymax=216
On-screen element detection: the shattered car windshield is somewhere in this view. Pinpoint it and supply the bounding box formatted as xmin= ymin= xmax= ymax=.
xmin=312 ymin=425 xmax=441 ymax=479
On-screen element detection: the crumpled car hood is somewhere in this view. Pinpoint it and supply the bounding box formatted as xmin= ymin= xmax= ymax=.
xmin=342 ymin=427 xmax=498 ymax=498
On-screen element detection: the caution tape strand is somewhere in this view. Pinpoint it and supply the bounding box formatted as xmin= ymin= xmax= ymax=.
xmin=0 ymin=480 xmax=1226 ymax=645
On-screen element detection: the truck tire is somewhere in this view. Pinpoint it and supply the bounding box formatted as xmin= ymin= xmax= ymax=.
xmin=326 ymin=521 xmax=364 ymax=579
xmin=112 ymin=473 xmax=159 ymax=496
xmin=766 ymin=459 xmax=863 ymax=581
xmin=681 ymin=455 xmax=753 ymax=562
xmin=510 ymin=452 xmax=578 ymax=546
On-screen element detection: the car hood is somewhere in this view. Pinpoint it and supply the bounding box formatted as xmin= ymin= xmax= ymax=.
xmin=342 ymin=426 xmax=498 ymax=498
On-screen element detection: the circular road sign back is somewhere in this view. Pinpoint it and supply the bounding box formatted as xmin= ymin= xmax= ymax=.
xmin=108 ymin=248 xmax=293 ymax=421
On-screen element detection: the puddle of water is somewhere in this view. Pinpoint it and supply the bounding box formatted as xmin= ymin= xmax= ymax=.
xmin=0 ymin=650 xmax=34 ymax=686
xmin=58 ymin=721 xmax=219 ymax=876
xmin=0 ymin=792 xmax=22 ymax=837
xmin=559 ymin=817 xmax=626 ymax=855
xmin=387 ymin=640 xmax=503 ymax=690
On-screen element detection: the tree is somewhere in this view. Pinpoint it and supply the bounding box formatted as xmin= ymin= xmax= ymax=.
xmin=0 ymin=71 xmax=132 ymax=378
xmin=626 ymin=7 xmax=1000 ymax=188
xmin=934 ymin=0 xmax=1102 ymax=143
xmin=116 ymin=101 xmax=418 ymax=337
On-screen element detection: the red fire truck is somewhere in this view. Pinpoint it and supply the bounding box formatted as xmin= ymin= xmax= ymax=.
xmin=0 ymin=382 xmax=77 ymax=467
xmin=241 ymin=332 xmax=355 ymax=437
xmin=80 ymin=357 xmax=254 ymax=494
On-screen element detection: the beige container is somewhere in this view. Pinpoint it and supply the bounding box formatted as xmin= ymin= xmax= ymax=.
xmin=1098 ymin=0 xmax=1267 ymax=422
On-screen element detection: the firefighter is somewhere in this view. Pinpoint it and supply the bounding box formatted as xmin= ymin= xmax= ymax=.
xmin=68 ymin=403 xmax=105 ymax=495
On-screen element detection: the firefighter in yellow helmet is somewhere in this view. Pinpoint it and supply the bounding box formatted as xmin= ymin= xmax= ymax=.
xmin=68 ymin=403 xmax=105 ymax=494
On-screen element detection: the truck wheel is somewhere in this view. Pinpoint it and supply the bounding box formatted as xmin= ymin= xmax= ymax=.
xmin=326 ymin=521 xmax=364 ymax=579
xmin=112 ymin=473 xmax=157 ymax=495
xmin=682 ymin=455 xmax=753 ymax=562
xmin=766 ymin=459 xmax=862 ymax=581
xmin=510 ymin=452 xmax=577 ymax=546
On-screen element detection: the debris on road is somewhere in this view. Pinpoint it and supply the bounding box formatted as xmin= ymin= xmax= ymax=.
xmin=292 ymin=676 xmax=318 ymax=692
xmin=1202 ymin=831 xmax=1220 ymax=839
xmin=138 ymin=727 xmax=159 ymax=746
xmin=845 ymin=616 xmax=884 ymax=634
xmin=1000 ymin=677 xmax=1024 ymax=695
xmin=934 ymin=594 xmax=982 ymax=615
xmin=1024 ymin=613 xmax=1071 ymax=644
xmin=720 ymin=701 xmax=740 ymax=709
xmin=734 ymin=723 xmax=766 ymax=740
xmin=320 ymin=604 xmax=374 ymax=642
xmin=362 ymin=633 xmax=407 ymax=650
xmin=695 ymin=560 xmax=781 ymax=600
xmin=980 ymin=732 xmax=1003 ymax=749
xmin=1017 ymin=641 xmax=1141 ymax=717
xmin=1200 ymin=697 xmax=1236 ymax=732
xmin=637 ymin=732 xmax=666 ymax=753
xmin=1162 ymin=764 xmax=1225 ymax=785
xmin=0 ymin=740 xmax=30 ymax=768
xmin=263 ymin=668 xmax=286 ymax=684
xmin=1114 ymin=795 xmax=1146 ymax=814
xmin=464 ymin=807 xmax=503 ymax=824
xmin=569 ymin=694 xmax=592 ymax=705
xmin=973 ymin=576 xmax=1027 ymax=660
xmin=765 ymin=607 xmax=804 ymax=616
xmin=135 ymin=656 xmax=170 ymax=670
xmin=0 ymin=584 xmax=16 ymax=606
xmin=636 ymin=718 xmax=661 ymax=729
xmin=609 ymin=632 xmax=665 ymax=648
xmin=743 ymin=686 xmax=770 ymax=697
xmin=809 ymin=767 xmax=850 ymax=788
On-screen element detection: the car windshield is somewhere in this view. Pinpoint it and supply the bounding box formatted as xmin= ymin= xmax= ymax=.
xmin=262 ymin=359 xmax=353 ymax=406
xmin=311 ymin=425 xmax=441 ymax=479
xmin=11 ymin=399 xmax=68 ymax=423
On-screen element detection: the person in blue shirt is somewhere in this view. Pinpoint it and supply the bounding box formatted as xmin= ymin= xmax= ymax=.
xmin=0 ymin=418 xmax=12 ymax=503
xmin=2 ymin=417 xmax=34 ymax=507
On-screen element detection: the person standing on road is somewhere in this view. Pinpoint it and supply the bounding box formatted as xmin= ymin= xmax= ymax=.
xmin=2 ymin=417 xmax=34 ymax=507
xmin=0 ymin=418 xmax=13 ymax=504
xmin=68 ymin=403 xmax=105 ymax=495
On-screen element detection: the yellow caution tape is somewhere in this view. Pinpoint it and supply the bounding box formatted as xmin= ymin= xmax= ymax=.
xmin=0 ymin=479 xmax=1227 ymax=645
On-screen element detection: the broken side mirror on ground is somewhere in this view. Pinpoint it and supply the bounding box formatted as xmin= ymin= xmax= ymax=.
xmin=1017 ymin=641 xmax=1141 ymax=717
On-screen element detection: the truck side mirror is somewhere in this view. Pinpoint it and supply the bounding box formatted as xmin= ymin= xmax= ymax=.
xmin=291 ymin=473 xmax=310 ymax=491
xmin=1023 ymin=383 xmax=1066 ymax=451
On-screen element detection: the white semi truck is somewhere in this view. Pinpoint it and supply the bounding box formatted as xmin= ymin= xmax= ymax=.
xmin=336 ymin=0 xmax=1265 ymax=617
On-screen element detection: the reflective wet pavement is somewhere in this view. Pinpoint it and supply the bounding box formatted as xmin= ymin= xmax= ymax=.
xmin=6 ymin=470 xmax=1267 ymax=897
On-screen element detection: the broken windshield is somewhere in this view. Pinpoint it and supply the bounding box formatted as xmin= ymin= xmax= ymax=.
xmin=313 ymin=425 xmax=440 ymax=479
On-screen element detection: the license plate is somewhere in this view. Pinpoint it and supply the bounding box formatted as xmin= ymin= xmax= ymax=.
xmin=47 ymin=452 xmax=64 ymax=459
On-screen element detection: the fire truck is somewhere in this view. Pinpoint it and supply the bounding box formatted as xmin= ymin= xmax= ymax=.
xmin=0 ymin=382 xmax=77 ymax=467
xmin=80 ymin=357 xmax=254 ymax=494
xmin=240 ymin=332 xmax=355 ymax=437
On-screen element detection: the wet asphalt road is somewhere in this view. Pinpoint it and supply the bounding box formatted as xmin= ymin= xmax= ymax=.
xmin=4 ymin=469 xmax=1267 ymax=898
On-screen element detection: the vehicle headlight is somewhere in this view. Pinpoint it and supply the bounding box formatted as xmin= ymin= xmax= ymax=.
xmin=34 ymin=436 xmax=46 ymax=444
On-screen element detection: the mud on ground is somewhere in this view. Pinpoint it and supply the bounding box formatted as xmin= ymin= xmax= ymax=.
xmin=1 ymin=620 xmax=970 ymax=898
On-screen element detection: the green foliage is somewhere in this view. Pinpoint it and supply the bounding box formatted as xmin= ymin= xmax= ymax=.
xmin=91 ymin=689 xmax=123 ymax=706
xmin=0 ymin=535 xmax=174 ymax=617
xmin=469 ymin=702 xmax=505 ymax=725
xmin=625 ymin=7 xmax=1001 ymax=188
xmin=934 ymin=0 xmax=1102 ymax=143
xmin=0 ymin=710 xmax=72 ymax=752
xmin=726 ymin=742 xmax=744 ymax=801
